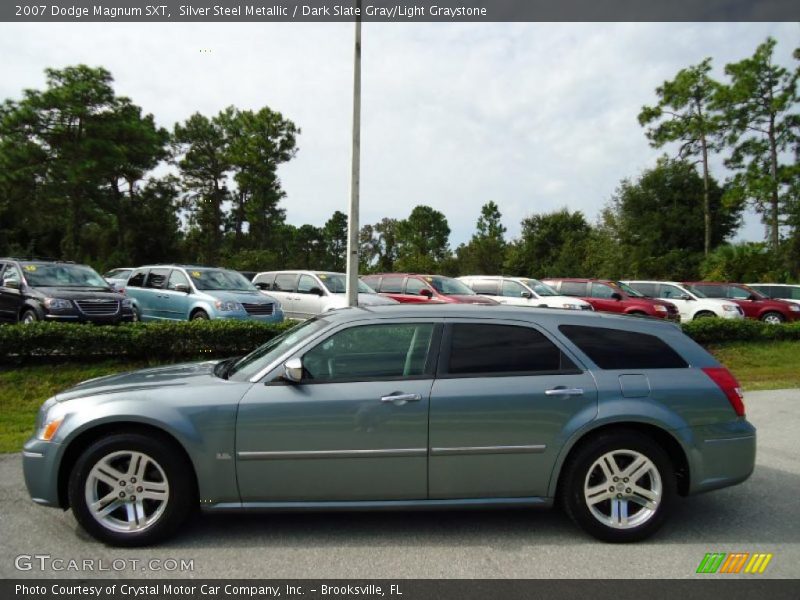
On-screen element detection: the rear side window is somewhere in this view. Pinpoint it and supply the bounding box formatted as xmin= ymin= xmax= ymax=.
xmin=471 ymin=279 xmax=499 ymax=295
xmin=145 ymin=268 xmax=169 ymax=289
xmin=127 ymin=269 xmax=147 ymax=288
xmin=380 ymin=276 xmax=404 ymax=293
xmin=559 ymin=325 xmax=688 ymax=369
xmin=559 ymin=281 xmax=587 ymax=296
xmin=445 ymin=324 xmax=577 ymax=376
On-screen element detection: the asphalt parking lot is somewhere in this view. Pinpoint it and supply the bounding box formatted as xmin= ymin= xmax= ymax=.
xmin=1 ymin=390 xmax=798 ymax=579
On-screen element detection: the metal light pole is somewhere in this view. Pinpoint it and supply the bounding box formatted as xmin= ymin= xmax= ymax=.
xmin=345 ymin=0 xmax=362 ymax=307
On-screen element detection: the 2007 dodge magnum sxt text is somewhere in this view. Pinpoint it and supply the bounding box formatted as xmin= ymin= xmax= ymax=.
xmin=23 ymin=305 xmax=755 ymax=546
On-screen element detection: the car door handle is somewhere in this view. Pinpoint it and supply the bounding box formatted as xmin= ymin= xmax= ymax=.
xmin=545 ymin=387 xmax=584 ymax=396
xmin=380 ymin=393 xmax=422 ymax=404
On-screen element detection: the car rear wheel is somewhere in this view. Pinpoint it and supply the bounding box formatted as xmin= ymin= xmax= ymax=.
xmin=190 ymin=310 xmax=209 ymax=321
xmin=561 ymin=430 xmax=676 ymax=543
xmin=20 ymin=309 xmax=38 ymax=324
xmin=68 ymin=433 xmax=196 ymax=547
xmin=760 ymin=311 xmax=785 ymax=325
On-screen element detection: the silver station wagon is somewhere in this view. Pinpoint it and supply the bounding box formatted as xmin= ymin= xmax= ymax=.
xmin=23 ymin=305 xmax=755 ymax=546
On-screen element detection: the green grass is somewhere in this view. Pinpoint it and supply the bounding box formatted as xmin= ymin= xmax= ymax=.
xmin=709 ymin=340 xmax=800 ymax=391
xmin=0 ymin=340 xmax=797 ymax=454
xmin=0 ymin=360 xmax=169 ymax=454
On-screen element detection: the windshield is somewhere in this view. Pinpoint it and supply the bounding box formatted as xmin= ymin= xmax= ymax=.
xmin=317 ymin=273 xmax=374 ymax=294
xmin=428 ymin=276 xmax=475 ymax=295
xmin=22 ymin=263 xmax=109 ymax=288
xmin=520 ymin=279 xmax=557 ymax=297
xmin=189 ymin=269 xmax=257 ymax=291
xmin=227 ymin=318 xmax=330 ymax=381
xmin=614 ymin=281 xmax=645 ymax=297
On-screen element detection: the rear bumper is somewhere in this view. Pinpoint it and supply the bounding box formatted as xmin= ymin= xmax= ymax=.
xmin=682 ymin=420 xmax=756 ymax=495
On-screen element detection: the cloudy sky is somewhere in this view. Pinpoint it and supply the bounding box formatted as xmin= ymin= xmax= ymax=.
xmin=1 ymin=22 xmax=797 ymax=246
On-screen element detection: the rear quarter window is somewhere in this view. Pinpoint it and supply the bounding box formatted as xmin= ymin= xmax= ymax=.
xmin=558 ymin=325 xmax=688 ymax=369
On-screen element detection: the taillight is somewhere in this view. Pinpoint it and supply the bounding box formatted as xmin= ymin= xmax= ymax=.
xmin=702 ymin=367 xmax=745 ymax=416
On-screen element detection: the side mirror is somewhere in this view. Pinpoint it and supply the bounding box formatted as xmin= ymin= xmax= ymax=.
xmin=520 ymin=290 xmax=533 ymax=299
xmin=254 ymin=282 xmax=269 ymax=291
xmin=611 ymin=292 xmax=623 ymax=301
xmin=175 ymin=283 xmax=190 ymax=294
xmin=748 ymin=294 xmax=759 ymax=301
xmin=283 ymin=357 xmax=303 ymax=383
xmin=3 ymin=280 xmax=20 ymax=290
xmin=309 ymin=286 xmax=325 ymax=296
xmin=420 ymin=288 xmax=433 ymax=298
xmin=679 ymin=294 xmax=693 ymax=301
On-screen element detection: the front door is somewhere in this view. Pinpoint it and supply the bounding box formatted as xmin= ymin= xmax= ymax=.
xmin=235 ymin=320 xmax=440 ymax=502
xmin=293 ymin=274 xmax=325 ymax=319
xmin=429 ymin=320 xmax=598 ymax=499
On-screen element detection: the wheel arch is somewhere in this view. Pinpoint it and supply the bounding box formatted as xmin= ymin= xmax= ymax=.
xmin=549 ymin=422 xmax=691 ymax=500
xmin=56 ymin=421 xmax=198 ymax=509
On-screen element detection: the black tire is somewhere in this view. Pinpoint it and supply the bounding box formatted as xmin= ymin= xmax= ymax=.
xmin=560 ymin=430 xmax=676 ymax=543
xmin=760 ymin=311 xmax=785 ymax=325
xmin=68 ymin=432 xmax=197 ymax=547
xmin=190 ymin=310 xmax=209 ymax=321
xmin=20 ymin=309 xmax=39 ymax=324
xmin=131 ymin=305 xmax=141 ymax=322
xmin=693 ymin=311 xmax=717 ymax=320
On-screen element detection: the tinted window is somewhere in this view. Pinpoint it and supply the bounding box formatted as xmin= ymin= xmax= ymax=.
xmin=471 ymin=279 xmax=499 ymax=295
xmin=405 ymin=277 xmax=430 ymax=295
xmin=590 ymin=282 xmax=617 ymax=299
xmin=274 ymin=273 xmax=297 ymax=292
xmin=303 ymin=323 xmax=435 ymax=382
xmin=728 ymin=286 xmax=752 ymax=299
xmin=692 ymin=284 xmax=725 ymax=298
xmin=446 ymin=324 xmax=576 ymax=375
xmin=167 ymin=270 xmax=190 ymax=291
xmin=502 ymin=280 xmax=526 ymax=298
xmin=559 ymin=281 xmax=587 ymax=296
xmin=253 ymin=273 xmax=275 ymax=290
xmin=297 ymin=274 xmax=319 ymax=294
xmin=659 ymin=284 xmax=686 ymax=299
xmin=380 ymin=276 xmax=404 ymax=294
xmin=2 ymin=264 xmax=21 ymax=287
xmin=559 ymin=325 xmax=688 ymax=369
xmin=788 ymin=287 xmax=800 ymax=301
xmin=127 ymin=270 xmax=147 ymax=288
xmin=145 ymin=268 xmax=169 ymax=289
xmin=628 ymin=282 xmax=657 ymax=297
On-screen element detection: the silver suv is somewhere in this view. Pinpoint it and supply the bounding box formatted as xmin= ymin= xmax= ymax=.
xmin=253 ymin=270 xmax=396 ymax=320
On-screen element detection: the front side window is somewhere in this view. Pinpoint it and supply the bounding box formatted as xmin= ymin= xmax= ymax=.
xmin=559 ymin=325 xmax=688 ymax=369
xmin=501 ymin=280 xmax=527 ymax=298
xmin=658 ymin=284 xmax=685 ymax=299
xmin=273 ymin=273 xmax=297 ymax=292
xmin=167 ymin=270 xmax=191 ymax=291
xmin=445 ymin=323 xmax=576 ymax=376
xmin=729 ymin=285 xmax=761 ymax=300
xmin=316 ymin=273 xmax=374 ymax=294
xmin=253 ymin=273 xmax=276 ymax=290
xmin=2 ymin=264 xmax=21 ymax=287
xmin=190 ymin=269 xmax=257 ymax=291
xmin=521 ymin=279 xmax=557 ymax=296
xmin=428 ymin=276 xmax=475 ymax=295
xmin=590 ymin=283 xmax=617 ymax=299
xmin=20 ymin=263 xmax=108 ymax=288
xmin=405 ymin=277 xmax=431 ymax=295
xmin=303 ymin=323 xmax=436 ymax=382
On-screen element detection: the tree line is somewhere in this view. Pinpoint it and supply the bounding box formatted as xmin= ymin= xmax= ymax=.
xmin=0 ymin=37 xmax=797 ymax=281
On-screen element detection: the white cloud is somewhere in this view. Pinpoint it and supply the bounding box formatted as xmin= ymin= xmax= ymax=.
xmin=0 ymin=21 xmax=796 ymax=246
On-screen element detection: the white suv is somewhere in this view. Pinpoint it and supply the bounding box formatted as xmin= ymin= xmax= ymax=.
xmin=458 ymin=276 xmax=593 ymax=311
xmin=252 ymin=270 xmax=396 ymax=320
xmin=624 ymin=281 xmax=744 ymax=322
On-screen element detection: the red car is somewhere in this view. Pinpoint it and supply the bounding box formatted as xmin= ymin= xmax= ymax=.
xmin=683 ymin=282 xmax=800 ymax=324
xmin=542 ymin=278 xmax=680 ymax=320
xmin=361 ymin=274 xmax=498 ymax=305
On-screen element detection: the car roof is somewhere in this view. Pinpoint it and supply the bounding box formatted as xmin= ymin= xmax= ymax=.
xmin=317 ymin=303 xmax=679 ymax=330
xmin=625 ymin=280 xmax=682 ymax=285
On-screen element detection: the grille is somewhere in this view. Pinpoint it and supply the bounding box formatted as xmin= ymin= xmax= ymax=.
xmin=242 ymin=303 xmax=275 ymax=316
xmin=75 ymin=299 xmax=120 ymax=316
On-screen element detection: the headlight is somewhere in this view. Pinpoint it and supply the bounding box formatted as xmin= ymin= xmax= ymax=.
xmin=561 ymin=303 xmax=579 ymax=310
xmin=789 ymin=305 xmax=800 ymax=312
xmin=121 ymin=298 xmax=132 ymax=308
xmin=36 ymin=401 xmax=65 ymax=441
xmin=214 ymin=300 xmax=242 ymax=312
xmin=43 ymin=297 xmax=72 ymax=310
xmin=722 ymin=305 xmax=739 ymax=312
xmin=654 ymin=305 xmax=667 ymax=312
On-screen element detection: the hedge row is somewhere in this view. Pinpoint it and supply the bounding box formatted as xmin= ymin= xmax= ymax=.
xmin=0 ymin=317 xmax=797 ymax=363
xmin=0 ymin=320 xmax=295 ymax=362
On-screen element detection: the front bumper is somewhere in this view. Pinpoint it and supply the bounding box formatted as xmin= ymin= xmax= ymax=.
xmin=44 ymin=309 xmax=135 ymax=324
xmin=22 ymin=437 xmax=63 ymax=508
xmin=213 ymin=307 xmax=284 ymax=323
xmin=682 ymin=420 xmax=756 ymax=495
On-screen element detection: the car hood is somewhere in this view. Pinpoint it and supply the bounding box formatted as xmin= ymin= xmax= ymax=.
xmin=447 ymin=295 xmax=499 ymax=305
xmin=545 ymin=295 xmax=591 ymax=307
xmin=33 ymin=286 xmax=117 ymax=299
xmin=55 ymin=361 xmax=221 ymax=402
xmin=201 ymin=290 xmax=276 ymax=304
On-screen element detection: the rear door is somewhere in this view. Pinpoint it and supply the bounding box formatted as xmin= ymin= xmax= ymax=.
xmin=428 ymin=320 xmax=598 ymax=499
xmin=140 ymin=268 xmax=170 ymax=319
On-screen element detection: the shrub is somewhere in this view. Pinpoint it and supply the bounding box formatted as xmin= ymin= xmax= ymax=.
xmin=681 ymin=318 xmax=800 ymax=344
xmin=0 ymin=320 xmax=295 ymax=363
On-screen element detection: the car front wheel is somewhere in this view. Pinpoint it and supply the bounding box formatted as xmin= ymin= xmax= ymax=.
xmin=20 ymin=309 xmax=38 ymax=324
xmin=68 ymin=432 xmax=196 ymax=547
xmin=561 ymin=430 xmax=676 ymax=543
xmin=760 ymin=311 xmax=785 ymax=325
